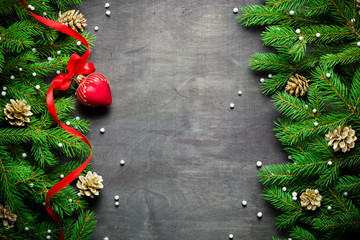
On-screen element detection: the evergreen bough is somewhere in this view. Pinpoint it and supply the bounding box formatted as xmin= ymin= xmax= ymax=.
xmin=238 ymin=0 xmax=360 ymax=239
xmin=0 ymin=0 xmax=96 ymax=239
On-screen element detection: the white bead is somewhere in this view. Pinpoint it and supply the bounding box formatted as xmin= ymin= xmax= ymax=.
xmin=114 ymin=195 xmax=120 ymax=200
xmin=295 ymin=29 xmax=300 ymax=34
xmin=60 ymin=174 xmax=64 ymax=178
xmin=10 ymin=75 xmax=14 ymax=80
xmin=77 ymin=41 xmax=81 ymax=46
xmin=47 ymin=229 xmax=51 ymax=233
xmin=106 ymin=10 xmax=111 ymax=16
xmin=43 ymin=12 xmax=47 ymax=16
xmin=288 ymin=238 xmax=292 ymax=240
xmin=42 ymin=202 xmax=46 ymax=206
xmin=30 ymin=6 xmax=35 ymax=11
xmin=32 ymin=48 xmax=36 ymax=52
xmin=66 ymin=121 xmax=70 ymax=126
xmin=69 ymin=199 xmax=73 ymax=203
xmin=351 ymin=18 xmax=356 ymax=22
xmin=327 ymin=206 xmax=332 ymax=210
xmin=282 ymin=187 xmax=287 ymax=191
xmin=46 ymin=235 xmax=51 ymax=240
xmin=242 ymin=200 xmax=247 ymax=206
xmin=292 ymin=196 xmax=297 ymax=201
xmin=94 ymin=26 xmax=99 ymax=31
xmin=268 ymin=74 xmax=272 ymax=78
xmin=100 ymin=127 xmax=106 ymax=133
xmin=260 ymin=78 xmax=265 ymax=83
xmin=56 ymin=70 xmax=61 ymax=75
xmin=233 ymin=8 xmax=238 ymax=14
xmin=28 ymin=4 xmax=32 ymax=8
xmin=58 ymin=143 xmax=63 ymax=147
xmin=288 ymin=155 xmax=292 ymax=160
xmin=1 ymin=91 xmax=6 ymax=96
xmin=289 ymin=10 xmax=295 ymax=15
xmin=292 ymin=192 xmax=297 ymax=197
xmin=257 ymin=212 xmax=263 ymax=218
xmin=2 ymin=86 xmax=6 ymax=91
xmin=0 ymin=37 xmax=1 ymax=40
xmin=316 ymin=33 xmax=321 ymax=37
xmin=19 ymin=67 xmax=23 ymax=71
xmin=230 ymin=103 xmax=235 ymax=109
xmin=104 ymin=237 xmax=109 ymax=240
xmin=76 ymin=116 xmax=80 ymax=120
xmin=314 ymin=189 xmax=319 ymax=194
xmin=35 ymin=85 xmax=40 ymax=90
xmin=32 ymin=72 xmax=36 ymax=76
xmin=29 ymin=183 xmax=34 ymax=187
xmin=343 ymin=192 xmax=348 ymax=197
xmin=115 ymin=202 xmax=120 ymax=207
xmin=256 ymin=161 xmax=262 ymax=167
xmin=57 ymin=50 xmax=61 ymax=55
xmin=314 ymin=121 xmax=318 ymax=126
xmin=120 ymin=160 xmax=125 ymax=166
xmin=24 ymin=227 xmax=29 ymax=231
xmin=328 ymin=161 xmax=333 ymax=166
xmin=305 ymin=104 xmax=308 ymax=108
xmin=77 ymin=192 xmax=81 ymax=197
xmin=105 ymin=3 xmax=110 ymax=8
xmin=312 ymin=108 xmax=317 ymax=113
xmin=238 ymin=90 xmax=242 ymax=96
xmin=326 ymin=73 xmax=331 ymax=78
xmin=47 ymin=57 xmax=52 ymax=61
xmin=229 ymin=234 xmax=234 ymax=239
xmin=357 ymin=42 xmax=360 ymax=47
xmin=22 ymin=153 xmax=27 ymax=158
xmin=299 ymin=36 xmax=304 ymax=41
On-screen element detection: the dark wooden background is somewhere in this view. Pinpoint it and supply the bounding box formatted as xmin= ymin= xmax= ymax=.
xmin=76 ymin=0 xmax=288 ymax=239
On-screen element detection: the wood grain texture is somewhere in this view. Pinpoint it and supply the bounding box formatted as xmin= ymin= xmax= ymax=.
xmin=77 ymin=0 xmax=288 ymax=239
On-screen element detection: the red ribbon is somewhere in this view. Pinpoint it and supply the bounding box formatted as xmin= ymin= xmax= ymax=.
xmin=19 ymin=1 xmax=95 ymax=239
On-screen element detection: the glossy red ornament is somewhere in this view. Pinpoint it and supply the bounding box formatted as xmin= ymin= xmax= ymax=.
xmin=75 ymin=72 xmax=112 ymax=107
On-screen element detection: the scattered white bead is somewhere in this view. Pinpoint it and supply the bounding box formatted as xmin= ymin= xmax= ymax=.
xmin=292 ymin=192 xmax=297 ymax=197
xmin=282 ymin=187 xmax=287 ymax=192
xmin=326 ymin=73 xmax=331 ymax=78
xmin=115 ymin=195 xmax=120 ymax=201
xmin=305 ymin=104 xmax=308 ymax=108
xmin=229 ymin=234 xmax=234 ymax=239
xmin=76 ymin=116 xmax=80 ymax=120
xmin=327 ymin=206 xmax=332 ymax=210
xmin=57 ymin=50 xmax=61 ymax=55
xmin=230 ymin=103 xmax=235 ymax=109
xmin=27 ymin=4 xmax=32 ymax=9
xmin=343 ymin=192 xmax=348 ymax=197
xmin=104 ymin=237 xmax=109 ymax=240
xmin=100 ymin=127 xmax=106 ymax=133
xmin=1 ymin=91 xmax=6 ymax=96
xmin=42 ymin=202 xmax=46 ymax=206
xmin=268 ymin=74 xmax=272 ymax=78
xmin=66 ymin=121 xmax=71 ymax=126
xmin=30 ymin=6 xmax=35 ymax=11
xmin=58 ymin=143 xmax=63 ymax=147
xmin=56 ymin=70 xmax=61 ymax=75
xmin=2 ymin=86 xmax=6 ymax=91
xmin=24 ymin=227 xmax=29 ymax=231
xmin=314 ymin=189 xmax=319 ymax=194
xmin=328 ymin=161 xmax=333 ymax=166
xmin=69 ymin=199 xmax=73 ymax=203
xmin=288 ymin=155 xmax=292 ymax=160
xmin=288 ymin=238 xmax=292 ymax=240
xmin=77 ymin=192 xmax=81 ymax=197
xmin=32 ymin=48 xmax=36 ymax=52
xmin=238 ymin=90 xmax=242 ymax=96
xmin=46 ymin=235 xmax=51 ymax=240
xmin=35 ymin=85 xmax=40 ymax=90
xmin=295 ymin=29 xmax=300 ymax=34
xmin=314 ymin=121 xmax=318 ymax=126
xmin=351 ymin=18 xmax=356 ymax=23
xmin=292 ymin=196 xmax=297 ymax=201
xmin=105 ymin=3 xmax=110 ymax=8
xmin=76 ymin=41 xmax=81 ymax=46
xmin=19 ymin=67 xmax=23 ymax=71
xmin=60 ymin=174 xmax=64 ymax=178
xmin=233 ymin=8 xmax=238 ymax=14
xmin=47 ymin=229 xmax=51 ymax=233
xmin=120 ymin=160 xmax=125 ymax=166
xmin=32 ymin=72 xmax=36 ymax=77
xmin=29 ymin=183 xmax=34 ymax=187
xmin=260 ymin=78 xmax=265 ymax=83
xmin=299 ymin=36 xmax=304 ymax=41
xmin=0 ymin=37 xmax=1 ymax=40
xmin=289 ymin=10 xmax=295 ymax=15
xmin=256 ymin=161 xmax=262 ymax=168
xmin=10 ymin=75 xmax=14 ymax=80
xmin=242 ymin=200 xmax=247 ymax=206
xmin=115 ymin=201 xmax=120 ymax=207
xmin=316 ymin=33 xmax=321 ymax=37
xmin=106 ymin=10 xmax=111 ymax=16
xmin=22 ymin=153 xmax=27 ymax=158
xmin=257 ymin=212 xmax=263 ymax=218
xmin=357 ymin=42 xmax=360 ymax=47
xmin=312 ymin=108 xmax=317 ymax=113
xmin=94 ymin=26 xmax=99 ymax=31
xmin=43 ymin=12 xmax=47 ymax=16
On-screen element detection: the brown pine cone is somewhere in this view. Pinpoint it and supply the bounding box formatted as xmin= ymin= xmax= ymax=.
xmin=76 ymin=171 xmax=104 ymax=198
xmin=3 ymin=99 xmax=33 ymax=126
xmin=57 ymin=10 xmax=87 ymax=32
xmin=300 ymin=189 xmax=322 ymax=211
xmin=285 ymin=74 xmax=309 ymax=97
xmin=0 ymin=204 xmax=17 ymax=229
xmin=325 ymin=126 xmax=357 ymax=153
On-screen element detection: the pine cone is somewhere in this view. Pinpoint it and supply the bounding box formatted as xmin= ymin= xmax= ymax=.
xmin=3 ymin=99 xmax=33 ymax=126
xmin=285 ymin=74 xmax=309 ymax=97
xmin=325 ymin=125 xmax=357 ymax=153
xmin=300 ymin=189 xmax=322 ymax=211
xmin=76 ymin=171 xmax=103 ymax=198
xmin=0 ymin=204 xmax=17 ymax=229
xmin=57 ymin=10 xmax=87 ymax=32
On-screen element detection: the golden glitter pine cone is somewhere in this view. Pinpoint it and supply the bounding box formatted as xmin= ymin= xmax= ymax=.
xmin=57 ymin=9 xmax=87 ymax=32
xmin=4 ymin=99 xmax=33 ymax=126
xmin=76 ymin=171 xmax=103 ymax=198
xmin=300 ymin=189 xmax=322 ymax=211
xmin=0 ymin=204 xmax=17 ymax=229
xmin=325 ymin=125 xmax=357 ymax=153
xmin=285 ymin=74 xmax=309 ymax=97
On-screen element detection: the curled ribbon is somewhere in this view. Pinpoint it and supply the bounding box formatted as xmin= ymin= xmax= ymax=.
xmin=19 ymin=1 xmax=95 ymax=239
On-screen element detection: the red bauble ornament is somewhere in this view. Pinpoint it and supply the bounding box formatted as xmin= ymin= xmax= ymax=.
xmin=75 ymin=72 xmax=112 ymax=107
